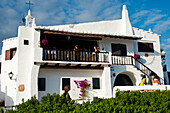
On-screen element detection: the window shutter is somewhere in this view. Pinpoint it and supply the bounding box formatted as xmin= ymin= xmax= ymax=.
xmin=5 ymin=50 xmax=10 ymax=60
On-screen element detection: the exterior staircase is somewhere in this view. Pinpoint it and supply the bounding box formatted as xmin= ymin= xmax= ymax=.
xmin=112 ymin=56 xmax=154 ymax=77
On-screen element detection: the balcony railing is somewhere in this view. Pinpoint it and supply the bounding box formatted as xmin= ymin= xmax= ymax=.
xmin=43 ymin=49 xmax=109 ymax=63
xmin=112 ymin=56 xmax=153 ymax=76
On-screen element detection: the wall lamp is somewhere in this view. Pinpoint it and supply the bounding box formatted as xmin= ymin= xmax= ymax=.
xmin=8 ymin=72 xmax=16 ymax=81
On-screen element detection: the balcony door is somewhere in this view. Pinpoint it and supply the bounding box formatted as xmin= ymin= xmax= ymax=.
xmin=111 ymin=44 xmax=127 ymax=56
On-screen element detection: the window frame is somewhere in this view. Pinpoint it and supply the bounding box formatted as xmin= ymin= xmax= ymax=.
xmin=111 ymin=43 xmax=127 ymax=56
xmin=38 ymin=78 xmax=46 ymax=91
xmin=138 ymin=42 xmax=154 ymax=53
xmin=92 ymin=78 xmax=100 ymax=89
xmin=24 ymin=40 xmax=29 ymax=45
xmin=5 ymin=48 xmax=17 ymax=60
xmin=62 ymin=78 xmax=70 ymax=90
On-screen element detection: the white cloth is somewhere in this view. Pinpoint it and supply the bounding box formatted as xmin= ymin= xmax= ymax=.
xmin=153 ymin=83 xmax=159 ymax=86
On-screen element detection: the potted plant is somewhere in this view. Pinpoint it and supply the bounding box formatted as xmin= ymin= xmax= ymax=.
xmin=134 ymin=54 xmax=140 ymax=59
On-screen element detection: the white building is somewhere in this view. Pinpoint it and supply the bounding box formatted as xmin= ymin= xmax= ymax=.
xmin=0 ymin=5 xmax=164 ymax=106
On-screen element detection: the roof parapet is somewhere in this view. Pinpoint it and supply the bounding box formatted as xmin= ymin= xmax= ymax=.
xmin=3 ymin=37 xmax=18 ymax=42
xmin=133 ymin=27 xmax=160 ymax=36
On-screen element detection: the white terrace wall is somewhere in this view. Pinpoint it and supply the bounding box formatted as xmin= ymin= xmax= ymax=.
xmin=1 ymin=37 xmax=18 ymax=106
xmin=113 ymin=85 xmax=170 ymax=98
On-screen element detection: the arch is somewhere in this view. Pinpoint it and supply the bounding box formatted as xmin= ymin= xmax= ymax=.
xmin=114 ymin=73 xmax=133 ymax=86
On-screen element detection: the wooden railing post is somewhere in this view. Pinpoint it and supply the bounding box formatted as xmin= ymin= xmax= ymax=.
xmin=42 ymin=49 xmax=109 ymax=63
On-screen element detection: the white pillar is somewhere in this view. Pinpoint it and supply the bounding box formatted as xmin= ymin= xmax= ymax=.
xmin=102 ymin=66 xmax=112 ymax=98
xmin=30 ymin=64 xmax=40 ymax=99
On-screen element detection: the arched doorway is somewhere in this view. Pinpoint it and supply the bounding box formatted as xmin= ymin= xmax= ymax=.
xmin=114 ymin=74 xmax=133 ymax=86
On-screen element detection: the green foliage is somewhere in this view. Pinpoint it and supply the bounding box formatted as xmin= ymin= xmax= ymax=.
xmin=6 ymin=90 xmax=170 ymax=113
xmin=14 ymin=95 xmax=39 ymax=113
xmin=0 ymin=108 xmax=4 ymax=113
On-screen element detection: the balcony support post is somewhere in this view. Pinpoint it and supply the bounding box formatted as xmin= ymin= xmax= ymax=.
xmin=102 ymin=66 xmax=112 ymax=98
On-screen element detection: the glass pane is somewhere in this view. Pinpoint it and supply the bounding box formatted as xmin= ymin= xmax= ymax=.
xmin=138 ymin=42 xmax=154 ymax=52
xmin=38 ymin=78 xmax=45 ymax=91
xmin=93 ymin=78 xmax=100 ymax=89
xmin=112 ymin=44 xmax=127 ymax=56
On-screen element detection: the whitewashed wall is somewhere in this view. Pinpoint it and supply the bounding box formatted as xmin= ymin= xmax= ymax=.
xmin=110 ymin=65 xmax=143 ymax=88
xmin=15 ymin=26 xmax=35 ymax=105
xmin=133 ymin=28 xmax=164 ymax=81
xmin=1 ymin=37 xmax=18 ymax=106
xmin=99 ymin=38 xmax=134 ymax=56
xmin=38 ymin=68 xmax=104 ymax=101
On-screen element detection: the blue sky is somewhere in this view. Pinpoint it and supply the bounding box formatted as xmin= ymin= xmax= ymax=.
xmin=0 ymin=0 xmax=170 ymax=71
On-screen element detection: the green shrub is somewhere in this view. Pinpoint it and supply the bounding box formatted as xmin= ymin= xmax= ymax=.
xmin=15 ymin=95 xmax=39 ymax=113
xmin=6 ymin=90 xmax=170 ymax=113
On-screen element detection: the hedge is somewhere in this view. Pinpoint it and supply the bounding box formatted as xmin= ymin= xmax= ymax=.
xmin=5 ymin=90 xmax=170 ymax=113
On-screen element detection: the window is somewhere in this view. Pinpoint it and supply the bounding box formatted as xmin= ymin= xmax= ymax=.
xmin=38 ymin=78 xmax=46 ymax=91
xmin=5 ymin=48 xmax=17 ymax=60
xmin=10 ymin=48 xmax=16 ymax=59
xmin=24 ymin=40 xmax=29 ymax=45
xmin=62 ymin=78 xmax=70 ymax=90
xmin=111 ymin=44 xmax=127 ymax=56
xmin=138 ymin=42 xmax=154 ymax=52
xmin=92 ymin=78 xmax=100 ymax=89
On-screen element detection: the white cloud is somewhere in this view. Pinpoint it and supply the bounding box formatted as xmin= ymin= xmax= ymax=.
xmin=161 ymin=43 xmax=170 ymax=50
xmin=131 ymin=9 xmax=170 ymax=34
xmin=142 ymin=14 xmax=166 ymax=27
xmin=131 ymin=10 xmax=149 ymax=24
xmin=131 ymin=9 xmax=166 ymax=27
xmin=153 ymin=17 xmax=170 ymax=33
xmin=164 ymin=38 xmax=170 ymax=43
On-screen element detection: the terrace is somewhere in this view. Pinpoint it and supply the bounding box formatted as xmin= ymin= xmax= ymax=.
xmin=36 ymin=30 xmax=111 ymax=68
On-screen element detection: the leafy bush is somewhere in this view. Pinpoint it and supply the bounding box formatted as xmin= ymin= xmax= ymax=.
xmin=15 ymin=95 xmax=39 ymax=113
xmin=6 ymin=90 xmax=170 ymax=113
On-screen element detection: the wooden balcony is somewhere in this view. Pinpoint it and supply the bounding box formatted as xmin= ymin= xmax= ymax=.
xmin=43 ymin=49 xmax=109 ymax=63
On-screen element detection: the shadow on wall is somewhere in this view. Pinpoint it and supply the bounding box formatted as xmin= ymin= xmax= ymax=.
xmin=0 ymin=85 xmax=6 ymax=106
xmin=0 ymin=92 xmax=5 ymax=106
xmin=0 ymin=85 xmax=14 ymax=106
xmin=5 ymin=94 xmax=14 ymax=106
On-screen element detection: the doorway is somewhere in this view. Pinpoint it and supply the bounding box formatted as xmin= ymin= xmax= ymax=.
xmin=111 ymin=44 xmax=127 ymax=56
xmin=114 ymin=74 xmax=133 ymax=86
